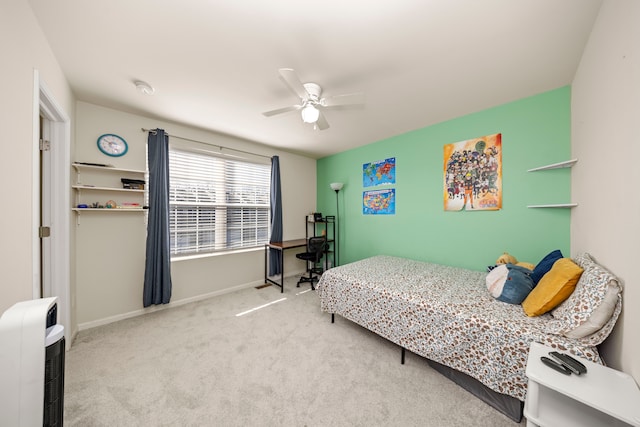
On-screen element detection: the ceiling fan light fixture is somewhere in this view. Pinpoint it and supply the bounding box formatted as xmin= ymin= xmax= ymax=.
xmin=301 ymin=104 xmax=320 ymax=123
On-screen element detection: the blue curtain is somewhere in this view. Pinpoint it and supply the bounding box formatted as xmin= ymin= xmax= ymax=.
xmin=143 ymin=129 xmax=172 ymax=307
xmin=268 ymin=155 xmax=283 ymax=276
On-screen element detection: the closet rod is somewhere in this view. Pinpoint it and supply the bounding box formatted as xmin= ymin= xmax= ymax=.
xmin=141 ymin=127 xmax=272 ymax=160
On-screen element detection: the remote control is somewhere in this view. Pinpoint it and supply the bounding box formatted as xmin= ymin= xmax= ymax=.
xmin=540 ymin=356 xmax=572 ymax=375
xmin=549 ymin=351 xmax=587 ymax=375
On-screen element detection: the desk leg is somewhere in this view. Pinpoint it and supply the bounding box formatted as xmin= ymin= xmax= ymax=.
xmin=280 ymin=248 xmax=284 ymax=293
xmin=264 ymin=244 xmax=268 ymax=284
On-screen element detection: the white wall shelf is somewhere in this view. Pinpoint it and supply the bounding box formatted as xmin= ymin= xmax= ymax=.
xmin=524 ymin=342 xmax=640 ymax=427
xmin=72 ymin=208 xmax=145 ymax=212
xmin=527 ymin=159 xmax=577 ymax=208
xmin=72 ymin=162 xmax=146 ymax=224
xmin=72 ymin=185 xmax=144 ymax=193
xmin=528 ymin=203 xmax=578 ymax=208
xmin=72 ymin=163 xmax=145 ymax=174
xmin=527 ymin=158 xmax=578 ymax=172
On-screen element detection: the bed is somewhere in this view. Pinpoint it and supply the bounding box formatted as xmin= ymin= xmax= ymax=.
xmin=316 ymin=254 xmax=622 ymax=422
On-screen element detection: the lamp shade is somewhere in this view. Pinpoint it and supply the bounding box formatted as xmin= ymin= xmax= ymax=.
xmin=330 ymin=182 xmax=344 ymax=191
xmin=301 ymin=104 xmax=320 ymax=123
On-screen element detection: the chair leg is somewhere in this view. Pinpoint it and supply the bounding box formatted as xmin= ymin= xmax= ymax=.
xmin=297 ymin=269 xmax=315 ymax=287
xmin=297 ymin=266 xmax=320 ymax=289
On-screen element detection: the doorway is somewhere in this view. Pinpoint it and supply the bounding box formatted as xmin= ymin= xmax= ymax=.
xmin=39 ymin=114 xmax=52 ymax=298
xmin=34 ymin=71 xmax=72 ymax=347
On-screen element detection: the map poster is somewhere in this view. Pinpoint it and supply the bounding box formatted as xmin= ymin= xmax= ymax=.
xmin=443 ymin=133 xmax=502 ymax=211
xmin=363 ymin=189 xmax=395 ymax=215
xmin=363 ymin=157 xmax=396 ymax=187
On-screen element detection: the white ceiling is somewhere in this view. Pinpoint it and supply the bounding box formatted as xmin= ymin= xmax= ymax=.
xmin=28 ymin=0 xmax=602 ymax=159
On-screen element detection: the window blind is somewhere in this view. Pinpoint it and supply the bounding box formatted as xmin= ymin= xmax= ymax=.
xmin=168 ymin=148 xmax=270 ymax=256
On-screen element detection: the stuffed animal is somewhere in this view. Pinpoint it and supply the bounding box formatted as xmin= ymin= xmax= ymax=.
xmin=496 ymin=252 xmax=517 ymax=265
xmin=495 ymin=252 xmax=535 ymax=270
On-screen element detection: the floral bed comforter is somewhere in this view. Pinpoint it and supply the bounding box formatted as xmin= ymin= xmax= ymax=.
xmin=316 ymin=255 xmax=602 ymax=401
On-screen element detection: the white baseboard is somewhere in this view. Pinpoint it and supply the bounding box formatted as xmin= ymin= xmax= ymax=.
xmin=77 ymin=270 xmax=307 ymax=332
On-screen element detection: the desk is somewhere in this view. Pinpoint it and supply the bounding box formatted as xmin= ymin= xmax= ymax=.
xmin=264 ymin=239 xmax=308 ymax=293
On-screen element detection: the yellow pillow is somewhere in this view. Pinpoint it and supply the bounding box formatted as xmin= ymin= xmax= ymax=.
xmin=522 ymin=258 xmax=583 ymax=317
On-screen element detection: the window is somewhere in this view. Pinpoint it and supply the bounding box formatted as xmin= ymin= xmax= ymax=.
xmin=168 ymin=147 xmax=270 ymax=256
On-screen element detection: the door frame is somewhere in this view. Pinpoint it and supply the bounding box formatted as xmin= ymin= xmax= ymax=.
xmin=32 ymin=70 xmax=72 ymax=346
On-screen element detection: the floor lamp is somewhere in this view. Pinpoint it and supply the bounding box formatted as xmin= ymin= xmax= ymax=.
xmin=329 ymin=182 xmax=344 ymax=267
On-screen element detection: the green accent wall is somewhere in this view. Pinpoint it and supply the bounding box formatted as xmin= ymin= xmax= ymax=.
xmin=317 ymin=86 xmax=572 ymax=271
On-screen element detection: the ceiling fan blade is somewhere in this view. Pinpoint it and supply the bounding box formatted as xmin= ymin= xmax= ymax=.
xmin=278 ymin=68 xmax=309 ymax=100
xmin=262 ymin=104 xmax=302 ymax=117
xmin=321 ymin=92 xmax=365 ymax=109
xmin=315 ymin=111 xmax=330 ymax=130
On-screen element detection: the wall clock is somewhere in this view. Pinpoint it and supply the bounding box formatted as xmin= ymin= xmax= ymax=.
xmin=97 ymin=133 xmax=128 ymax=157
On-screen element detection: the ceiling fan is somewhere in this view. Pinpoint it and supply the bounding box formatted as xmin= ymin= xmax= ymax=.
xmin=262 ymin=68 xmax=364 ymax=130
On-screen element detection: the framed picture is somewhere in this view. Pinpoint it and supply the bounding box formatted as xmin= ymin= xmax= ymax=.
xmin=363 ymin=189 xmax=395 ymax=215
xmin=363 ymin=157 xmax=396 ymax=187
xmin=444 ymin=133 xmax=502 ymax=211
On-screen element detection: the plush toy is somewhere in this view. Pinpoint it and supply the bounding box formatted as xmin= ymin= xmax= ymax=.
xmin=496 ymin=252 xmax=517 ymax=265
xmin=495 ymin=252 xmax=535 ymax=270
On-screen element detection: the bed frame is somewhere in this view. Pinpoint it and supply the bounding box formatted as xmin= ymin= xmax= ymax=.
xmin=317 ymin=255 xmax=604 ymax=422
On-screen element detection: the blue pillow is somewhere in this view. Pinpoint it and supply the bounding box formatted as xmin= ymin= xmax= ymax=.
xmin=530 ymin=249 xmax=563 ymax=284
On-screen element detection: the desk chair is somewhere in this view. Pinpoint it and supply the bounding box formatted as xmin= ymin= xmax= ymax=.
xmin=295 ymin=236 xmax=327 ymax=290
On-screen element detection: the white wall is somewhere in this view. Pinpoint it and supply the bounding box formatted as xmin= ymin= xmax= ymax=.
xmin=571 ymin=0 xmax=640 ymax=378
xmin=0 ymin=1 xmax=75 ymax=314
xmin=75 ymin=102 xmax=316 ymax=328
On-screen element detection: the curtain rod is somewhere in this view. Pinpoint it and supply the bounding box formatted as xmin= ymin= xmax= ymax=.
xmin=141 ymin=128 xmax=272 ymax=160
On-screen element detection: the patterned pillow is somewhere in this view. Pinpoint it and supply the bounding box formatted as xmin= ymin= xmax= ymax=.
xmin=548 ymin=253 xmax=622 ymax=340
xmin=547 ymin=294 xmax=622 ymax=346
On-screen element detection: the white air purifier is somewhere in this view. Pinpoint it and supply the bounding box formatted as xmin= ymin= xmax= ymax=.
xmin=0 ymin=297 xmax=65 ymax=426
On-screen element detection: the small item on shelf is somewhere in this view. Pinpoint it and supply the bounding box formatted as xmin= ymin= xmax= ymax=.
xmin=120 ymin=203 xmax=142 ymax=209
xmin=105 ymin=200 xmax=117 ymax=209
xmin=77 ymin=204 xmax=88 ymax=208
xmin=75 ymin=162 xmax=114 ymax=168
xmin=121 ymin=178 xmax=145 ymax=190
xmin=313 ymin=212 xmax=323 ymax=222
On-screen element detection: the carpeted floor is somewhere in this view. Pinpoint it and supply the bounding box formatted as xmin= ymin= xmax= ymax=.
xmin=64 ymin=276 xmax=521 ymax=426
